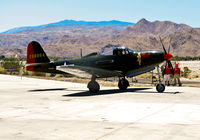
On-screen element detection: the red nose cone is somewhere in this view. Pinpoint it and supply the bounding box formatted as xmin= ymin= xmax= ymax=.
xmin=164 ymin=53 xmax=173 ymax=60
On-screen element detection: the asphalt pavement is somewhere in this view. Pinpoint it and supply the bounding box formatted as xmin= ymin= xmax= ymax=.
xmin=0 ymin=74 xmax=200 ymax=140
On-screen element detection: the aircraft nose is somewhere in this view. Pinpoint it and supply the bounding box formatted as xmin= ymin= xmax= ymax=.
xmin=164 ymin=52 xmax=173 ymax=60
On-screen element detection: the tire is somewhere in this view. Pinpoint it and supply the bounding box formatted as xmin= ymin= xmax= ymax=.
xmin=118 ymin=78 xmax=129 ymax=90
xmin=156 ymin=84 xmax=165 ymax=93
xmin=87 ymin=81 xmax=100 ymax=93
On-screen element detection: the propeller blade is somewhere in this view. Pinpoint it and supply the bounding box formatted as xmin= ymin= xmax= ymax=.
xmin=163 ymin=61 xmax=168 ymax=75
xmin=159 ymin=36 xmax=167 ymax=54
xmin=167 ymin=60 xmax=174 ymax=75
xmin=163 ymin=60 xmax=174 ymax=76
xmin=168 ymin=45 xmax=171 ymax=53
xmin=168 ymin=37 xmax=172 ymax=53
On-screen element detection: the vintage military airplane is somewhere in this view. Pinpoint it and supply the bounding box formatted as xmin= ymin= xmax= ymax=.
xmin=26 ymin=39 xmax=173 ymax=93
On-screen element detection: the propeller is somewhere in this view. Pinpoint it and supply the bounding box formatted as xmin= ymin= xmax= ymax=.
xmin=168 ymin=37 xmax=172 ymax=53
xmin=159 ymin=36 xmax=167 ymax=54
xmin=159 ymin=37 xmax=174 ymax=75
xmin=168 ymin=46 xmax=170 ymax=53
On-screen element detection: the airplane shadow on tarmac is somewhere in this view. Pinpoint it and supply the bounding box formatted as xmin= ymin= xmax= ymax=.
xmin=28 ymin=88 xmax=68 ymax=92
xmin=28 ymin=88 xmax=86 ymax=92
xmin=28 ymin=87 xmax=180 ymax=96
xmin=63 ymin=87 xmax=152 ymax=97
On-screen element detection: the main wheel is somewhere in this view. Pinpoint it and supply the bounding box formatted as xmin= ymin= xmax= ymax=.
xmin=118 ymin=78 xmax=129 ymax=90
xmin=87 ymin=81 xmax=100 ymax=93
xmin=156 ymin=84 xmax=165 ymax=93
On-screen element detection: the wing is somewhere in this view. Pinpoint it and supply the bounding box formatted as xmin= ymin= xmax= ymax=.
xmin=125 ymin=65 xmax=155 ymax=77
xmin=56 ymin=64 xmax=123 ymax=78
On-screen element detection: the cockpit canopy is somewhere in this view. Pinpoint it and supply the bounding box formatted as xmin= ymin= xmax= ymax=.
xmin=100 ymin=46 xmax=134 ymax=56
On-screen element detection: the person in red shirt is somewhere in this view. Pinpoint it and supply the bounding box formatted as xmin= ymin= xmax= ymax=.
xmin=163 ymin=64 xmax=172 ymax=86
xmin=173 ymin=64 xmax=182 ymax=86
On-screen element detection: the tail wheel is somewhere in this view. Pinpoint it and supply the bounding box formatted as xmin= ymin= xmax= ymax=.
xmin=156 ymin=84 xmax=165 ymax=93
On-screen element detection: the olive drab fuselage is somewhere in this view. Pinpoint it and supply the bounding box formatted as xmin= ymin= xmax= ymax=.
xmin=31 ymin=48 xmax=165 ymax=77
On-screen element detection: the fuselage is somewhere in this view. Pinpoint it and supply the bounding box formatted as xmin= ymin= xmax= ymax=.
xmin=53 ymin=50 xmax=165 ymax=76
xmin=28 ymin=45 xmax=165 ymax=78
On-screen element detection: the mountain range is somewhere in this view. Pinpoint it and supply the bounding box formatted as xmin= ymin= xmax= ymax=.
xmin=0 ymin=18 xmax=200 ymax=57
xmin=1 ymin=20 xmax=134 ymax=34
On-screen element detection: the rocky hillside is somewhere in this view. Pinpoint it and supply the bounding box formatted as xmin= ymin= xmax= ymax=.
xmin=0 ymin=18 xmax=200 ymax=57
xmin=121 ymin=18 xmax=191 ymax=36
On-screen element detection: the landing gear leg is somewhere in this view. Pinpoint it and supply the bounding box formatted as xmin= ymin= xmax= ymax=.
xmin=87 ymin=75 xmax=100 ymax=93
xmin=156 ymin=66 xmax=165 ymax=93
xmin=118 ymin=77 xmax=129 ymax=90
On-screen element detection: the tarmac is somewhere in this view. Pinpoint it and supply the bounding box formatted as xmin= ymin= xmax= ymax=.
xmin=0 ymin=74 xmax=200 ymax=140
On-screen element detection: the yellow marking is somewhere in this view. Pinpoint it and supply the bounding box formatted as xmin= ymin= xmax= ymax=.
xmin=30 ymin=53 xmax=45 ymax=59
xmin=137 ymin=53 xmax=142 ymax=65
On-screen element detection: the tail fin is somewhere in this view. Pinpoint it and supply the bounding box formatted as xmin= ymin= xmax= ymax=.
xmin=26 ymin=41 xmax=50 ymax=71
xmin=27 ymin=41 xmax=50 ymax=64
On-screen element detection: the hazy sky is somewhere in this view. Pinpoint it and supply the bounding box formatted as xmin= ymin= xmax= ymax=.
xmin=0 ymin=0 xmax=200 ymax=32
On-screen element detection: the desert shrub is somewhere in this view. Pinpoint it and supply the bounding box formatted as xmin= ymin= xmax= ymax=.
xmin=0 ymin=67 xmax=6 ymax=74
xmin=0 ymin=59 xmax=26 ymax=75
xmin=2 ymin=61 xmax=20 ymax=70
xmin=0 ymin=55 xmax=5 ymax=60
xmin=137 ymin=73 xmax=152 ymax=79
xmin=32 ymin=72 xmax=46 ymax=76
xmin=55 ymin=74 xmax=64 ymax=78
xmin=187 ymin=74 xmax=199 ymax=79
xmin=181 ymin=67 xmax=192 ymax=78
xmin=172 ymin=56 xmax=200 ymax=61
